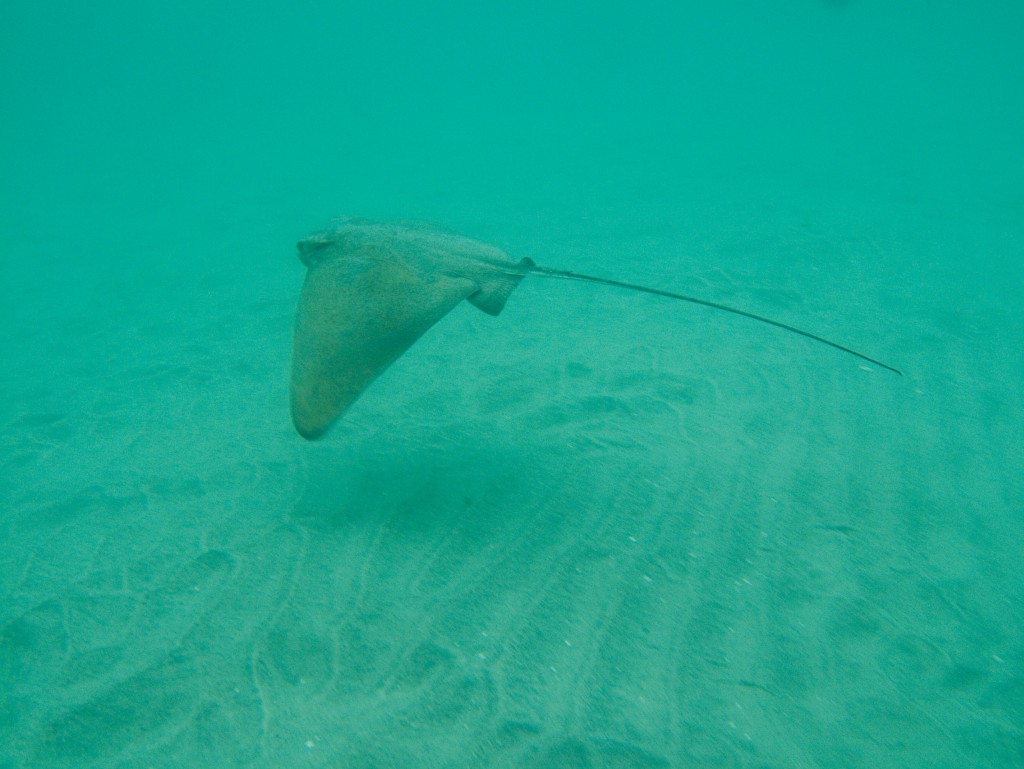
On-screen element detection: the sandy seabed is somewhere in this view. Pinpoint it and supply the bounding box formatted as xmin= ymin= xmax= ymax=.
xmin=2 ymin=198 xmax=1022 ymax=769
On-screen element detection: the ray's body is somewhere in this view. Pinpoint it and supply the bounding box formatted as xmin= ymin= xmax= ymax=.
xmin=290 ymin=218 xmax=899 ymax=440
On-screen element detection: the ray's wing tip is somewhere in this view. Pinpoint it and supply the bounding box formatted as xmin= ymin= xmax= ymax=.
xmin=294 ymin=422 xmax=327 ymax=441
xmin=291 ymin=400 xmax=332 ymax=441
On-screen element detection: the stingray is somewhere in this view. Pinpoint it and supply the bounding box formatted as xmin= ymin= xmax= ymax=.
xmin=290 ymin=217 xmax=901 ymax=439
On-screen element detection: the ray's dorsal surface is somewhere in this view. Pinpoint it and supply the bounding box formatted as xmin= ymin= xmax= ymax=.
xmin=289 ymin=218 xmax=533 ymax=439
xmin=289 ymin=217 xmax=900 ymax=440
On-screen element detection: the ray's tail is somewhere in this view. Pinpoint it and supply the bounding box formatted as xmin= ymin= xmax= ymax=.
xmin=525 ymin=260 xmax=903 ymax=377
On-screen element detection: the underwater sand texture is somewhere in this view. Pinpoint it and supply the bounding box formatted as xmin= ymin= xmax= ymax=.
xmin=2 ymin=211 xmax=1022 ymax=769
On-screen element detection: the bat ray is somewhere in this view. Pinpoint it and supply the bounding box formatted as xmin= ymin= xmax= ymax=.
xmin=290 ymin=217 xmax=901 ymax=439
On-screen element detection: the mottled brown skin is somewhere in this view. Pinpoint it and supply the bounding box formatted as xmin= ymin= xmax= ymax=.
xmin=289 ymin=219 xmax=530 ymax=439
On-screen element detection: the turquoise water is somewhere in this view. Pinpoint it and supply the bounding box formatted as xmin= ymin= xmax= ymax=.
xmin=2 ymin=2 xmax=1022 ymax=767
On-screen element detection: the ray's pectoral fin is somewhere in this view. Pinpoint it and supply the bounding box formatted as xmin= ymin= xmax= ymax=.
xmin=290 ymin=248 xmax=478 ymax=440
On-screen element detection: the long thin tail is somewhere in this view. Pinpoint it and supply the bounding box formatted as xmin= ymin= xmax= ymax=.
xmin=526 ymin=261 xmax=903 ymax=377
